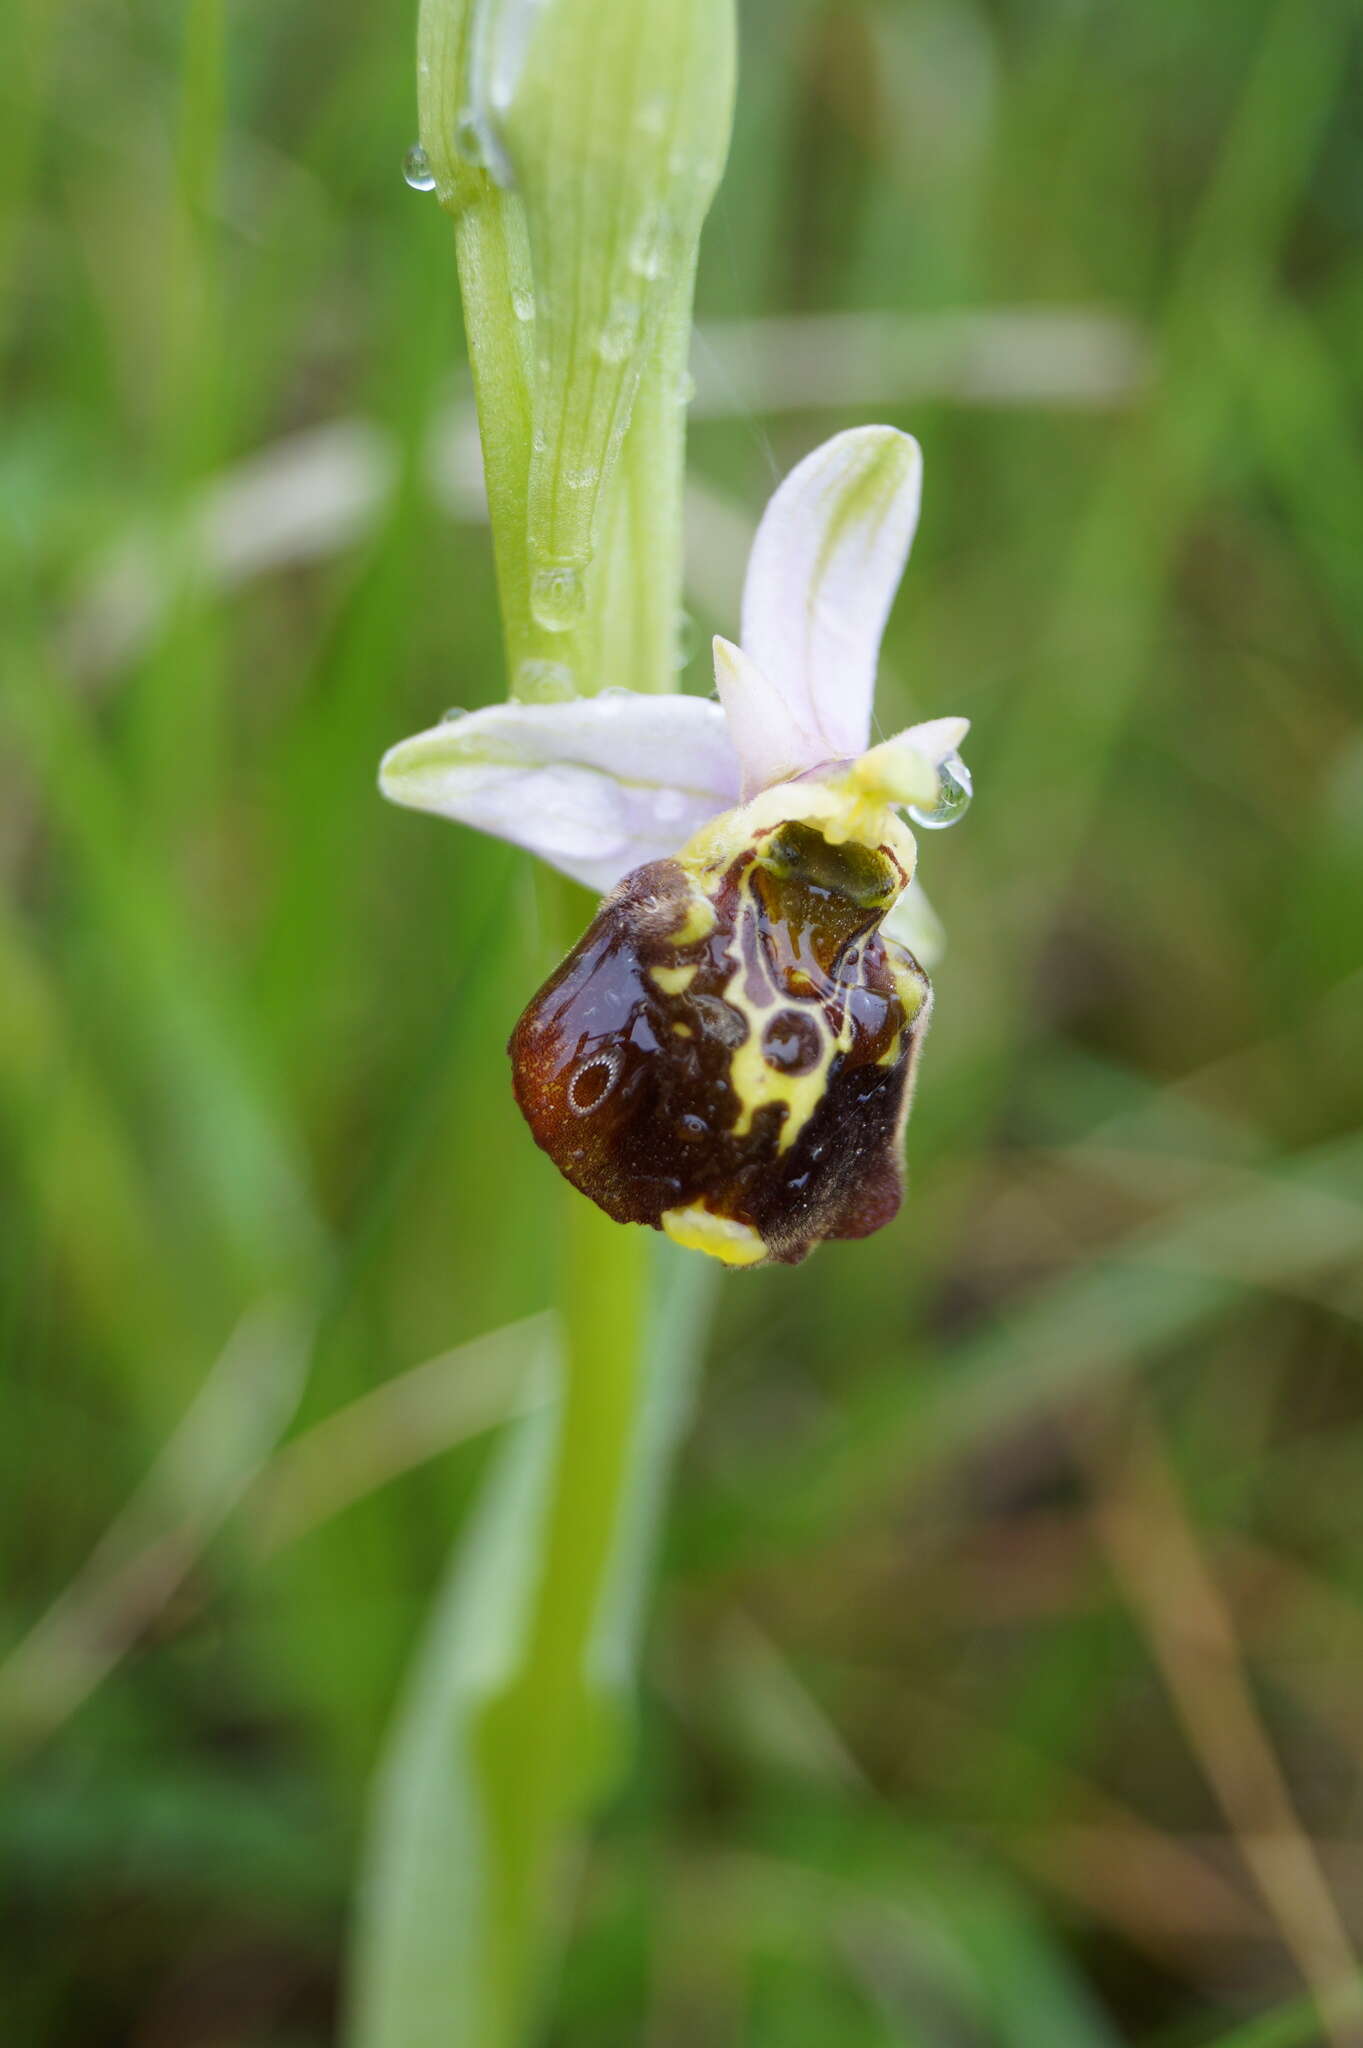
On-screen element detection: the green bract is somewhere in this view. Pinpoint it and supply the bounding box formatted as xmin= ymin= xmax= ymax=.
xmin=415 ymin=0 xmax=736 ymax=703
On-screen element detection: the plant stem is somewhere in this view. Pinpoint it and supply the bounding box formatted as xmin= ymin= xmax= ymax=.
xmin=471 ymin=1151 xmax=650 ymax=2039
xmin=453 ymin=188 xmax=692 ymax=702
xmin=352 ymin=8 xmax=734 ymax=2037
xmin=452 ymin=189 xmax=536 ymax=684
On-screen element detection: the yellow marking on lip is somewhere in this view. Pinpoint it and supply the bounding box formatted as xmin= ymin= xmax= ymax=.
xmin=713 ymin=865 xmax=839 ymax=1155
xmin=662 ymin=1204 xmax=766 ymax=1267
xmin=678 ymin=781 xmax=918 ymax=887
xmin=668 ymin=889 xmax=716 ymax=945
xmin=676 ymin=817 xmax=912 ymax=1152
xmin=651 ymin=962 xmax=699 ymax=995
xmin=726 ymin=1003 xmax=834 ymax=1153
xmin=876 ymin=950 xmax=931 ymax=1066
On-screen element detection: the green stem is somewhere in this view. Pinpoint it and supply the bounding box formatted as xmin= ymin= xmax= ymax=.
xmin=347 ymin=1186 xmax=713 ymax=2048
xmin=354 ymin=9 xmax=734 ymax=2040
xmin=453 ymin=188 xmax=692 ymax=701
xmin=472 ymin=1165 xmax=651 ymax=2041
xmin=452 ymin=191 xmax=536 ymax=683
xmin=587 ymin=309 xmax=692 ymax=696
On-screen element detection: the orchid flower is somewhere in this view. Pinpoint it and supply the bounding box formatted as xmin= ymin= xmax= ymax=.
xmin=380 ymin=426 xmax=971 ymax=1267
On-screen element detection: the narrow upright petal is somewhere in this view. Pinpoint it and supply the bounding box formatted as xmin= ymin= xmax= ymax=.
xmin=738 ymin=426 xmax=923 ymax=784
xmin=379 ymin=695 xmax=740 ymax=895
xmin=712 ymin=636 xmax=825 ymax=801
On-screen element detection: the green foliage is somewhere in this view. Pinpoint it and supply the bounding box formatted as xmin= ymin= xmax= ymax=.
xmin=3 ymin=0 xmax=1363 ymax=2043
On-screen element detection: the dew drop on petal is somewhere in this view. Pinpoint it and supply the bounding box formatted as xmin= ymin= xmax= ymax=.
xmin=512 ymin=288 xmax=536 ymax=322
xmin=530 ymin=563 xmax=586 ymax=633
xmin=907 ymin=751 xmax=973 ymax=830
xmin=402 ymin=143 xmax=436 ymax=191
xmin=516 ymin=658 xmax=575 ymax=702
xmin=439 ymin=705 xmax=468 ymax=723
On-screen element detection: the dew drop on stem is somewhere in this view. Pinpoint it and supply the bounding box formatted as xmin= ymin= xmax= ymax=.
xmin=530 ymin=564 xmax=586 ymax=633
xmin=454 ymin=110 xmax=484 ymax=165
xmin=402 ymin=143 xmax=436 ymax=191
xmin=628 ymin=209 xmax=671 ymax=281
xmin=516 ymin=658 xmax=575 ymax=702
xmin=595 ymin=300 xmax=641 ymax=363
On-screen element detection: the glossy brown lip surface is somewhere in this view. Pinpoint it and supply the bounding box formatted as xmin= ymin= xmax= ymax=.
xmin=509 ymin=822 xmax=933 ymax=1266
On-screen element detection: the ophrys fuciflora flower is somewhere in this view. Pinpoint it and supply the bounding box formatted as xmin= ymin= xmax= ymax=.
xmin=380 ymin=428 xmax=972 ymax=1266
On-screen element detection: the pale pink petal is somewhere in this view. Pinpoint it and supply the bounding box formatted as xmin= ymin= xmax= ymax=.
xmin=379 ymin=694 xmax=739 ymax=894
xmin=711 ymin=636 xmax=825 ymax=801
xmin=738 ymin=426 xmax=922 ymax=782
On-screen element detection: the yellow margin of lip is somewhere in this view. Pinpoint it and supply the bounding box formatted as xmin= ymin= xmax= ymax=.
xmin=661 ymin=1204 xmax=766 ymax=1267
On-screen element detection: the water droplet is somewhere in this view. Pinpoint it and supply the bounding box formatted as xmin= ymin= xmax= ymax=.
xmin=908 ymin=751 xmax=973 ymax=830
xmin=454 ymin=110 xmax=484 ymax=165
xmin=676 ymin=1113 xmax=709 ymax=1142
xmin=675 ymin=370 xmax=697 ymax=407
xmin=530 ymin=563 xmax=586 ymax=633
xmin=440 ymin=705 xmax=468 ymax=723
xmin=628 ymin=209 xmax=671 ymax=281
xmin=673 ymin=608 xmax=695 ymax=670
xmin=512 ymin=288 xmax=536 ymax=322
xmin=595 ymin=300 xmax=641 ymax=363
xmin=402 ymin=143 xmax=436 ymax=192
xmin=516 ymin=658 xmax=575 ymax=702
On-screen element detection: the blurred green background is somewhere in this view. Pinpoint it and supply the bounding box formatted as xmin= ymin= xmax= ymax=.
xmin=5 ymin=0 xmax=1363 ymax=2041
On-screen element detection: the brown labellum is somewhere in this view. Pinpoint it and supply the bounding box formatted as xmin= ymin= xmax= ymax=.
xmin=509 ymin=820 xmax=932 ymax=1267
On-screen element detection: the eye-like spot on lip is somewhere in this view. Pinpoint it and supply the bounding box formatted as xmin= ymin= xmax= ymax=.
xmin=567 ymin=1046 xmax=622 ymax=1115
xmin=761 ymin=1009 xmax=823 ymax=1075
